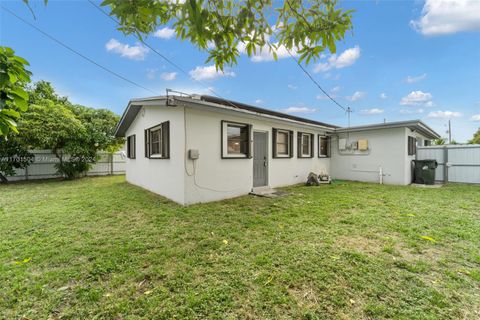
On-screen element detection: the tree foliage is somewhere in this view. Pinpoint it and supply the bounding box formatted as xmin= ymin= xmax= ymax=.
xmin=0 ymin=138 xmax=33 ymax=183
xmin=15 ymin=82 xmax=123 ymax=179
xmin=470 ymin=128 xmax=480 ymax=144
xmin=100 ymin=0 xmax=353 ymax=69
xmin=0 ymin=47 xmax=31 ymax=137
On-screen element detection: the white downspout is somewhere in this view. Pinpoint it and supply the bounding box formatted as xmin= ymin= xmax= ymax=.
xmin=379 ymin=166 xmax=383 ymax=184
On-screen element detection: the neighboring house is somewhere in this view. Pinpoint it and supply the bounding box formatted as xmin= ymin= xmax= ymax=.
xmin=114 ymin=95 xmax=440 ymax=205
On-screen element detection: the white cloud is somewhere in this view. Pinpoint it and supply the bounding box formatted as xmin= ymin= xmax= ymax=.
xmin=346 ymin=91 xmax=366 ymax=102
xmin=154 ymin=27 xmax=175 ymax=39
xmin=188 ymin=65 xmax=235 ymax=81
xmin=380 ymin=93 xmax=388 ymax=99
xmin=237 ymin=41 xmax=297 ymax=62
xmin=400 ymin=91 xmax=433 ymax=106
xmin=146 ymin=68 xmax=157 ymax=79
xmin=331 ymin=86 xmax=341 ymax=93
xmin=160 ymin=72 xmax=177 ymax=81
xmin=400 ymin=108 xmax=425 ymax=114
xmin=405 ymin=73 xmax=427 ymax=83
xmin=313 ymin=46 xmax=361 ymax=73
xmin=255 ymin=99 xmax=264 ymax=104
xmin=411 ymin=0 xmax=480 ymax=36
xmin=471 ymin=114 xmax=480 ymax=121
xmin=105 ymin=39 xmax=149 ymax=60
xmin=428 ymin=110 xmax=462 ymax=118
xmin=281 ymin=106 xmax=316 ymax=114
xmin=360 ymin=108 xmax=384 ymax=115
xmin=287 ymin=84 xmax=297 ymax=90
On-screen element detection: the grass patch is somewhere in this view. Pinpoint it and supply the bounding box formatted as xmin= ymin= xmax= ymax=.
xmin=1 ymin=176 xmax=479 ymax=319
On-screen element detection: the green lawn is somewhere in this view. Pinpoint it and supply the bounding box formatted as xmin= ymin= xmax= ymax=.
xmin=1 ymin=176 xmax=479 ymax=319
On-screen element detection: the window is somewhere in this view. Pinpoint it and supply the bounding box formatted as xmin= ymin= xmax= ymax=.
xmin=408 ymin=136 xmax=417 ymax=156
xmin=127 ymin=135 xmax=136 ymax=159
xmin=318 ymin=135 xmax=330 ymax=158
xmin=272 ymin=128 xmax=293 ymax=158
xmin=150 ymin=127 xmax=162 ymax=155
xmin=424 ymin=140 xmax=431 ymax=146
xmin=221 ymin=121 xmax=251 ymax=158
xmin=145 ymin=121 xmax=170 ymax=159
xmin=298 ymin=132 xmax=314 ymax=158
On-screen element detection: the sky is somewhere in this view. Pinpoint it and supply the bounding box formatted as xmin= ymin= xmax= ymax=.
xmin=1 ymin=0 xmax=479 ymax=142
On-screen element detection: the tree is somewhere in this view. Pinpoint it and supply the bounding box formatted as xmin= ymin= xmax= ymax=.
xmin=434 ymin=138 xmax=446 ymax=145
xmin=17 ymin=101 xmax=88 ymax=179
xmin=67 ymin=104 xmax=124 ymax=153
xmin=0 ymin=138 xmax=33 ymax=183
xmin=16 ymin=82 xmax=124 ymax=179
xmin=99 ymin=0 xmax=353 ymax=70
xmin=0 ymin=47 xmax=31 ymax=137
xmin=470 ymin=128 xmax=480 ymax=144
xmin=28 ymin=80 xmax=68 ymax=105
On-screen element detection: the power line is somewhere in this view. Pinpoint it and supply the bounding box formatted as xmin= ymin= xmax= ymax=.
xmin=87 ymin=0 xmax=234 ymax=105
xmin=88 ymin=0 xmax=351 ymax=119
xmin=0 ymin=5 xmax=159 ymax=96
xmin=284 ymin=46 xmax=350 ymax=113
xmin=283 ymin=0 xmax=352 ymax=117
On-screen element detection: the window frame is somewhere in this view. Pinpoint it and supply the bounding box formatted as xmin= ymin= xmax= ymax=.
xmin=127 ymin=134 xmax=136 ymax=159
xmin=272 ymin=128 xmax=293 ymax=158
xmin=221 ymin=120 xmax=252 ymax=159
xmin=144 ymin=121 xmax=170 ymax=159
xmin=408 ymin=136 xmax=417 ymax=156
xmin=297 ymin=132 xmax=314 ymax=158
xmin=318 ymin=135 xmax=330 ymax=158
xmin=149 ymin=126 xmax=163 ymax=157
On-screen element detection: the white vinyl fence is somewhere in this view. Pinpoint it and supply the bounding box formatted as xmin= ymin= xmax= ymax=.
xmin=417 ymin=145 xmax=480 ymax=184
xmin=7 ymin=150 xmax=126 ymax=182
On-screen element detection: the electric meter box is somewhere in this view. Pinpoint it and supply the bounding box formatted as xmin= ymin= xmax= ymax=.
xmin=188 ymin=149 xmax=199 ymax=160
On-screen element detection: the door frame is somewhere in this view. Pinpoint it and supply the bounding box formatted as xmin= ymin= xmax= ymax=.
xmin=253 ymin=130 xmax=269 ymax=188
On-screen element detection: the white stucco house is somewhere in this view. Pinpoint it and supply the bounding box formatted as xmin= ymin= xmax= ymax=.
xmin=114 ymin=94 xmax=440 ymax=205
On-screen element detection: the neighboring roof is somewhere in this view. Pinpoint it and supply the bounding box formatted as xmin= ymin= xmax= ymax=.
xmin=114 ymin=95 xmax=338 ymax=137
xmin=334 ymin=120 xmax=441 ymax=140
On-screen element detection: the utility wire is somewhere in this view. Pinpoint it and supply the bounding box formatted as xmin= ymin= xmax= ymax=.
xmin=0 ymin=5 xmax=159 ymax=96
xmin=283 ymin=0 xmax=352 ymax=116
xmin=87 ymin=0 xmax=236 ymax=106
xmin=284 ymin=46 xmax=349 ymax=113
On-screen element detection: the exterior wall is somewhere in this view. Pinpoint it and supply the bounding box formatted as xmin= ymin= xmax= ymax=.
xmin=124 ymin=103 xmax=186 ymax=204
xmin=330 ymin=127 xmax=409 ymax=185
xmin=183 ymin=106 xmax=330 ymax=204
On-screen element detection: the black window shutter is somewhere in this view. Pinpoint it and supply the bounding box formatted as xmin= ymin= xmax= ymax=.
xmin=247 ymin=124 xmax=253 ymax=158
xmin=289 ymin=130 xmax=294 ymax=158
xmin=127 ymin=136 xmax=131 ymax=158
xmin=310 ymin=133 xmax=314 ymax=158
xmin=162 ymin=121 xmax=170 ymax=159
xmin=145 ymin=129 xmax=150 ymax=158
xmin=272 ymin=128 xmax=278 ymax=158
xmin=134 ymin=135 xmax=137 ymax=158
xmin=297 ymin=132 xmax=302 ymax=157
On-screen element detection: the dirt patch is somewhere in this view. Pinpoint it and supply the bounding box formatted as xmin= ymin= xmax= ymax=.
xmin=334 ymin=235 xmax=385 ymax=256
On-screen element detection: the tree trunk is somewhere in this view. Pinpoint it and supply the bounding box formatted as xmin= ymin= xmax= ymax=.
xmin=0 ymin=172 xmax=8 ymax=183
